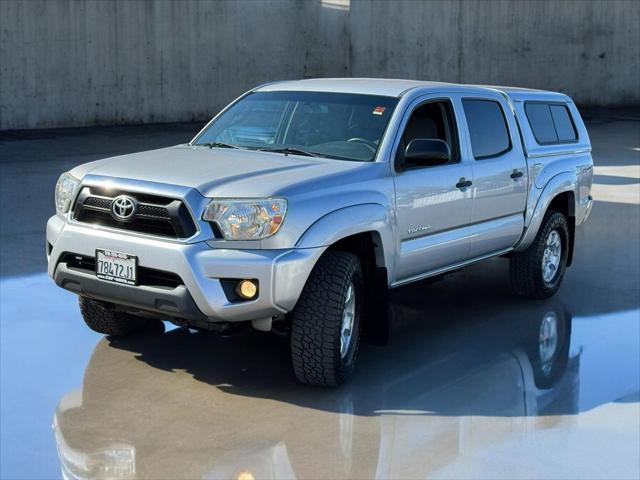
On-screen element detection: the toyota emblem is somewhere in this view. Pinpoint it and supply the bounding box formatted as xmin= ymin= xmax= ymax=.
xmin=111 ymin=195 xmax=137 ymax=221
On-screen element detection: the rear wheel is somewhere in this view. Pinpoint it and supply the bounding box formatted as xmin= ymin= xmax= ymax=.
xmin=79 ymin=297 xmax=164 ymax=337
xmin=290 ymin=251 xmax=363 ymax=386
xmin=510 ymin=211 xmax=570 ymax=299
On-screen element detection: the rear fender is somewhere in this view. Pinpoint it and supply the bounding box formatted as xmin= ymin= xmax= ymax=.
xmin=515 ymin=172 xmax=578 ymax=252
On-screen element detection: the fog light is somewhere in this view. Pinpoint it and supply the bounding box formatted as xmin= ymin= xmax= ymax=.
xmin=236 ymin=280 xmax=258 ymax=299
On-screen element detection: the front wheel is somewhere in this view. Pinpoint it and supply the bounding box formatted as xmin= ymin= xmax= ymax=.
xmin=290 ymin=251 xmax=363 ymax=386
xmin=510 ymin=211 xmax=570 ymax=299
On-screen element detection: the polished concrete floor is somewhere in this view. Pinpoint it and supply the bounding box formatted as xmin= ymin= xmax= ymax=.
xmin=1 ymin=112 xmax=639 ymax=479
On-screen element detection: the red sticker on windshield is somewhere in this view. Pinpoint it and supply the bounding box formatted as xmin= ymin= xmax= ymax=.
xmin=373 ymin=106 xmax=386 ymax=115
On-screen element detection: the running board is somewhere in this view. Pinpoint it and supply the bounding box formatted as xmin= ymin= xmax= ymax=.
xmin=390 ymin=248 xmax=513 ymax=288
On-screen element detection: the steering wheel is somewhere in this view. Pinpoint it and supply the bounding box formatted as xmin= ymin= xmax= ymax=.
xmin=347 ymin=137 xmax=377 ymax=153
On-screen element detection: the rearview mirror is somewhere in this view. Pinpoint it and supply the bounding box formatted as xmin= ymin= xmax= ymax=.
xmin=404 ymin=139 xmax=450 ymax=168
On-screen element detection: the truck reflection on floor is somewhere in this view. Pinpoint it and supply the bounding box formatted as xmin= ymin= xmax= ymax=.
xmin=53 ymin=298 xmax=587 ymax=480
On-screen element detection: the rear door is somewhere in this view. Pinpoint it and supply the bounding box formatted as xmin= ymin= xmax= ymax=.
xmin=461 ymin=95 xmax=528 ymax=258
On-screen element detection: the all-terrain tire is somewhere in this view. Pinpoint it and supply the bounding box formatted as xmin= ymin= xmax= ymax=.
xmin=290 ymin=251 xmax=363 ymax=387
xmin=510 ymin=210 xmax=570 ymax=299
xmin=79 ymin=296 xmax=164 ymax=337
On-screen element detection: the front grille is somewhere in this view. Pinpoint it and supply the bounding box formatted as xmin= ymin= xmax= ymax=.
xmin=84 ymin=196 xmax=112 ymax=210
xmin=73 ymin=187 xmax=197 ymax=239
xmin=61 ymin=253 xmax=184 ymax=288
xmin=138 ymin=204 xmax=170 ymax=218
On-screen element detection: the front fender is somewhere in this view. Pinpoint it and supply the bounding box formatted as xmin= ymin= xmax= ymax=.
xmin=515 ymin=172 xmax=578 ymax=252
xmin=295 ymin=203 xmax=395 ymax=277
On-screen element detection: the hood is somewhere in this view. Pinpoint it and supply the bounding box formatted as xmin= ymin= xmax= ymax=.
xmin=71 ymin=145 xmax=368 ymax=198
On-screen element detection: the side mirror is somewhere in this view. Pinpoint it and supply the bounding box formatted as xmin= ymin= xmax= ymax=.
xmin=403 ymin=139 xmax=450 ymax=168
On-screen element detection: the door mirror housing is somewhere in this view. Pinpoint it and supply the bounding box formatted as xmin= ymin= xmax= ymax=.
xmin=403 ymin=139 xmax=450 ymax=168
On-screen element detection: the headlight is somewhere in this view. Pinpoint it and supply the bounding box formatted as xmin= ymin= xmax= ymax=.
xmin=203 ymin=198 xmax=287 ymax=240
xmin=55 ymin=172 xmax=80 ymax=214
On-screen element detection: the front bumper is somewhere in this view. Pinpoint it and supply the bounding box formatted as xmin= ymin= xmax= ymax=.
xmin=47 ymin=215 xmax=324 ymax=324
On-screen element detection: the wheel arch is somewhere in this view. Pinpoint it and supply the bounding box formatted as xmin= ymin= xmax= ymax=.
xmin=516 ymin=172 xmax=578 ymax=265
xmin=295 ymin=203 xmax=395 ymax=282
xmin=295 ymin=205 xmax=394 ymax=344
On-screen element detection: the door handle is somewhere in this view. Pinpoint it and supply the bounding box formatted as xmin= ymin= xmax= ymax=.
xmin=510 ymin=170 xmax=524 ymax=179
xmin=456 ymin=178 xmax=473 ymax=189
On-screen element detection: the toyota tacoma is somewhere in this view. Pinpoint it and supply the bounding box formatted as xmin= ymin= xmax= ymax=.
xmin=47 ymin=78 xmax=594 ymax=386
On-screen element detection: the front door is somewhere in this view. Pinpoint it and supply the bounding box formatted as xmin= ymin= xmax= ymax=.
xmin=393 ymin=96 xmax=474 ymax=284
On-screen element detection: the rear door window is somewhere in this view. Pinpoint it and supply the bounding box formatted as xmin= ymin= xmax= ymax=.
xmin=525 ymin=102 xmax=578 ymax=144
xmin=462 ymin=99 xmax=511 ymax=159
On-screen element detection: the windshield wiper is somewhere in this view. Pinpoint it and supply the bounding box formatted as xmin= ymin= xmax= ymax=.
xmin=196 ymin=142 xmax=242 ymax=150
xmin=258 ymin=147 xmax=320 ymax=157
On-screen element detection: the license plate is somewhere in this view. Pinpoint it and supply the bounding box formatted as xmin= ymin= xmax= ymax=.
xmin=95 ymin=249 xmax=137 ymax=286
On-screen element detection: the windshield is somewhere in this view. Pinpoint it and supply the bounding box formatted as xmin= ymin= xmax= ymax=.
xmin=193 ymin=91 xmax=399 ymax=161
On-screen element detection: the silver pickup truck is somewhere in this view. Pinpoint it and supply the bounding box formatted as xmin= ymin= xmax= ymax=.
xmin=47 ymin=78 xmax=593 ymax=386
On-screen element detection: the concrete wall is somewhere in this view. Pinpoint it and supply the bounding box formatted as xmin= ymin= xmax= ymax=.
xmin=0 ymin=0 xmax=349 ymax=130
xmin=1 ymin=0 xmax=638 ymax=130
xmin=349 ymin=0 xmax=640 ymax=107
